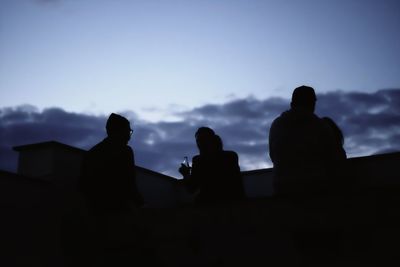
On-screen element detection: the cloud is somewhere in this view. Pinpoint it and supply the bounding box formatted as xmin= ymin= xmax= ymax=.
xmin=315 ymin=89 xmax=400 ymax=156
xmin=1 ymin=89 xmax=400 ymax=177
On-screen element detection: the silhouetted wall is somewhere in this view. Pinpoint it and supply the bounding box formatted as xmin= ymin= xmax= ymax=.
xmin=6 ymin=141 xmax=400 ymax=205
xmin=348 ymin=152 xmax=400 ymax=189
xmin=242 ymin=152 xmax=400 ymax=197
xmin=14 ymin=141 xmax=84 ymax=186
xmin=135 ymin=167 xmax=181 ymax=207
xmin=242 ymin=168 xmax=274 ymax=198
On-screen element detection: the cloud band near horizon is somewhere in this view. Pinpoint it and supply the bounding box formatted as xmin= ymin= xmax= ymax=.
xmin=1 ymin=88 xmax=400 ymax=177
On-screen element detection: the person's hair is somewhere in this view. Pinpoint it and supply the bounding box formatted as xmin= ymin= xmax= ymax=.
xmin=195 ymin=127 xmax=219 ymax=155
xmin=106 ymin=113 xmax=131 ymax=136
xmin=291 ymin=85 xmax=317 ymax=111
xmin=322 ymin=117 xmax=344 ymax=145
xmin=195 ymin=127 xmax=215 ymax=139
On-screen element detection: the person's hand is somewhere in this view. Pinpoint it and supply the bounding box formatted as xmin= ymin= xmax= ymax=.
xmin=179 ymin=164 xmax=191 ymax=178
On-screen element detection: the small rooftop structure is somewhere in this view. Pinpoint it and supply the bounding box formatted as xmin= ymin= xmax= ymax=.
xmin=12 ymin=141 xmax=181 ymax=207
xmin=14 ymin=141 xmax=85 ymax=184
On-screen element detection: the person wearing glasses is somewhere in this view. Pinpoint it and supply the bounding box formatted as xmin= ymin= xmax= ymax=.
xmin=80 ymin=113 xmax=143 ymax=215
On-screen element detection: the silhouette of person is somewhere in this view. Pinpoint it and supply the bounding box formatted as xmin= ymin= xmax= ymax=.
xmin=321 ymin=117 xmax=346 ymax=161
xmin=80 ymin=113 xmax=144 ymax=215
xmin=179 ymin=127 xmax=245 ymax=206
xmin=321 ymin=116 xmax=349 ymax=194
xmin=269 ymin=86 xmax=335 ymax=197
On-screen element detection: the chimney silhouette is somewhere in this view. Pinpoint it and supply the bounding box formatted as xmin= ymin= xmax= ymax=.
xmin=13 ymin=141 xmax=85 ymax=185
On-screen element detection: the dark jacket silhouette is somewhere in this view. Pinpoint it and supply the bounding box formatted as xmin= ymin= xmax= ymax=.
xmin=321 ymin=116 xmax=348 ymax=193
xmin=180 ymin=127 xmax=245 ymax=206
xmin=322 ymin=117 xmax=347 ymax=162
xmin=80 ymin=113 xmax=143 ymax=214
xmin=269 ymin=86 xmax=335 ymax=196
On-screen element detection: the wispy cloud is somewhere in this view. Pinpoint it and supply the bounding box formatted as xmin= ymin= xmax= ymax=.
xmin=1 ymin=89 xmax=400 ymax=177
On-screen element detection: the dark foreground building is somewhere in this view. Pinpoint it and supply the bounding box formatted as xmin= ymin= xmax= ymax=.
xmin=1 ymin=141 xmax=400 ymax=266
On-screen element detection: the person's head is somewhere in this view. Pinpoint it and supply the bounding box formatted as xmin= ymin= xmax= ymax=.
xmin=195 ymin=127 xmax=216 ymax=154
xmin=290 ymin=85 xmax=317 ymax=113
xmin=106 ymin=113 xmax=133 ymax=144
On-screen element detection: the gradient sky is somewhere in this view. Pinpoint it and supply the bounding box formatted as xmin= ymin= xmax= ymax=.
xmin=1 ymin=0 xmax=400 ymax=121
xmin=1 ymin=0 xmax=400 ymax=177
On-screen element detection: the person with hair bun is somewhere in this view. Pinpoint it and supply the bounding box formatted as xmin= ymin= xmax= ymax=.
xmin=179 ymin=127 xmax=245 ymax=206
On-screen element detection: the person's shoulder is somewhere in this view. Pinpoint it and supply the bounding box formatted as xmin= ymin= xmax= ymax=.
xmin=192 ymin=155 xmax=201 ymax=162
xmin=125 ymin=145 xmax=134 ymax=153
xmin=314 ymin=115 xmax=332 ymax=131
xmin=272 ymin=110 xmax=291 ymax=124
xmin=87 ymin=139 xmax=107 ymax=154
xmin=312 ymin=113 xmax=323 ymax=122
xmin=270 ymin=111 xmax=291 ymax=133
xmin=223 ymin=150 xmax=237 ymax=156
xmin=274 ymin=110 xmax=288 ymax=120
xmin=222 ymin=150 xmax=239 ymax=160
xmin=84 ymin=140 xmax=108 ymax=163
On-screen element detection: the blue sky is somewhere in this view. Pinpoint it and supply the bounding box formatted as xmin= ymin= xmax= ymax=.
xmin=1 ymin=0 xmax=399 ymax=120
xmin=1 ymin=0 xmax=400 ymax=176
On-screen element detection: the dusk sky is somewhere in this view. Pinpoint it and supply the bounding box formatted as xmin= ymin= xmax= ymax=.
xmin=1 ymin=0 xmax=400 ymax=177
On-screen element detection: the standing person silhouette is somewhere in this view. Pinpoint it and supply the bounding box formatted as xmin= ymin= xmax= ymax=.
xmin=78 ymin=113 xmax=146 ymax=266
xmin=321 ymin=116 xmax=349 ymax=194
xmin=80 ymin=113 xmax=143 ymax=214
xmin=179 ymin=127 xmax=245 ymax=206
xmin=321 ymin=117 xmax=346 ymax=162
xmin=269 ymin=86 xmax=335 ymax=197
